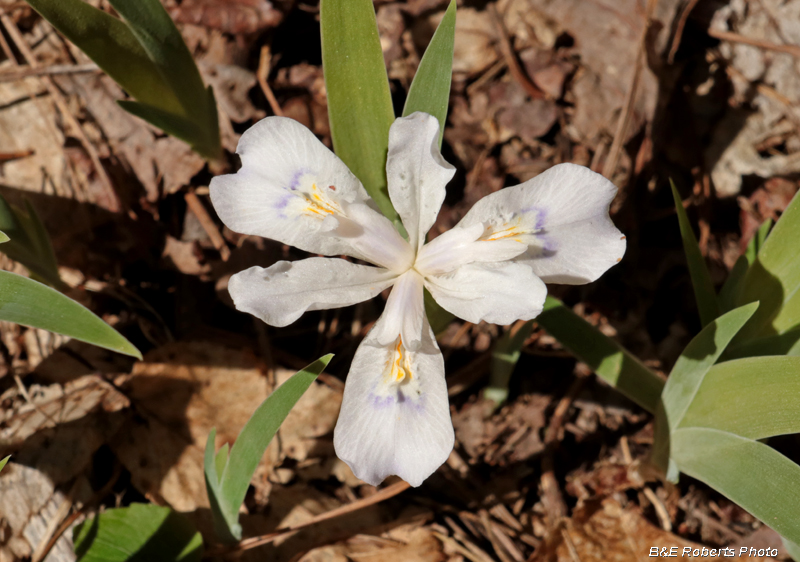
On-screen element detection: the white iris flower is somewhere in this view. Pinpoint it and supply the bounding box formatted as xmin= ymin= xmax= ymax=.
xmin=210 ymin=112 xmax=625 ymax=487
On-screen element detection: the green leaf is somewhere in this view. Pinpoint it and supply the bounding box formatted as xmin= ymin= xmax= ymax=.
xmin=671 ymin=182 xmax=719 ymax=327
xmin=735 ymin=191 xmax=800 ymax=340
xmin=106 ymin=0 xmax=220 ymax=158
xmin=118 ymin=97 xmax=219 ymax=159
xmin=653 ymin=302 xmax=757 ymax=477
xmin=659 ymin=302 xmax=758 ymax=431
xmin=402 ymin=0 xmax=455 ymax=147
xmin=719 ymin=219 xmax=772 ymax=313
xmin=0 ymin=230 xmax=8 ymax=244
xmin=726 ymin=329 xmax=800 ymax=359
xmin=0 ymin=270 xmax=141 ymax=359
xmin=24 ymin=0 xmax=180 ymax=113
xmin=783 ymin=537 xmax=800 ymax=562
xmin=486 ymin=320 xmax=534 ymax=407
xmin=205 ymin=355 xmax=332 ymax=542
xmin=0 ymin=194 xmax=62 ymax=288
xmin=74 ymin=504 xmax=202 ymax=562
xmin=0 ymin=456 xmax=9 ymax=472
xmin=678 ymin=356 xmax=800 ymax=439
xmin=321 ymin=0 xmax=396 ymax=221
xmin=25 ymin=0 xmax=220 ymax=159
xmin=536 ymin=296 xmax=664 ymax=413
xmin=671 ymin=428 xmax=800 ymax=545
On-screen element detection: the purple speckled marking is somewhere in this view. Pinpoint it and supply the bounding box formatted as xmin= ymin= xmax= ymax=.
xmin=368 ymin=386 xmax=425 ymax=413
xmin=287 ymin=167 xmax=311 ymax=191
xmin=520 ymin=205 xmax=548 ymax=231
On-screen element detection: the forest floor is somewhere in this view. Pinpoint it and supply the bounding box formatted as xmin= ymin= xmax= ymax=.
xmin=1 ymin=0 xmax=799 ymax=560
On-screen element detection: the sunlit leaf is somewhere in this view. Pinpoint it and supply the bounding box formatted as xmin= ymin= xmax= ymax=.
xmin=671 ymin=428 xmax=800 ymax=545
xmin=321 ymin=0 xmax=396 ymax=220
xmin=0 ymin=231 xmax=8 ymax=244
xmin=74 ymin=504 xmax=202 ymax=562
xmin=402 ymin=0 xmax=455 ymax=147
xmin=25 ymin=0 xmax=220 ymax=159
xmin=106 ymin=0 xmax=220 ymax=159
xmin=735 ymin=191 xmax=800 ymax=340
xmin=678 ymin=356 xmax=800 ymax=439
xmin=0 ymin=270 xmax=141 ymax=359
xmin=671 ymin=182 xmax=719 ymax=327
xmin=652 ymin=303 xmax=758 ymax=474
xmin=24 ymin=0 xmax=180 ymax=113
xmin=205 ymin=355 xmax=332 ymax=542
xmin=0 ymin=456 xmax=9 ymax=473
xmin=783 ymin=537 xmax=800 ymax=562
xmin=536 ymin=296 xmax=664 ymax=413
xmin=659 ymin=302 xmax=758 ymax=431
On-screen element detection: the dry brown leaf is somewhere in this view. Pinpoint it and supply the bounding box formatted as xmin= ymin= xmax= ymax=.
xmin=111 ymin=341 xmax=268 ymax=511
xmin=169 ymin=0 xmax=283 ymax=34
xmin=0 ymin=375 xmax=128 ymax=455
xmin=539 ymin=498 xmax=777 ymax=562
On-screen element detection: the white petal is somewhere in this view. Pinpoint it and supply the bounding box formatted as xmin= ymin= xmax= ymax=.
xmin=228 ymin=257 xmax=397 ymax=327
xmin=371 ymin=270 xmax=425 ymax=351
xmin=333 ymin=314 xmax=453 ymax=487
xmin=457 ymin=163 xmax=626 ymax=284
xmin=386 ymin=113 xmax=455 ymax=251
xmin=425 ymin=262 xmax=547 ymax=325
xmin=210 ymin=117 xmax=413 ymax=270
xmin=414 ymin=222 xmax=527 ymax=276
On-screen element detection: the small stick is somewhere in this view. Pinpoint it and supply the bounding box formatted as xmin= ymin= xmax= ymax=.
xmin=257 ymin=45 xmax=284 ymax=117
xmin=668 ymin=0 xmax=701 ymax=64
xmin=603 ymin=0 xmax=657 ymax=180
xmin=0 ymin=13 xmax=121 ymax=212
xmin=708 ymin=28 xmax=800 ymax=58
xmin=211 ymin=480 xmax=411 ymax=555
xmin=0 ymin=62 xmax=99 ymax=83
xmin=488 ymin=4 xmax=545 ymax=100
xmin=643 ymin=487 xmax=672 ymax=532
xmin=184 ymin=190 xmax=231 ymax=261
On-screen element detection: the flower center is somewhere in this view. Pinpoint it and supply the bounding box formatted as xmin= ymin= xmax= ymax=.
xmin=384 ymin=336 xmax=413 ymax=386
xmin=303 ymin=183 xmax=342 ymax=217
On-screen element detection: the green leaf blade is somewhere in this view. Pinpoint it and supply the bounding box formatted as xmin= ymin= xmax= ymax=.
xmin=671 ymin=182 xmax=719 ymax=327
xmin=0 ymin=270 xmax=141 ymax=359
xmin=0 ymin=456 xmax=9 ymax=473
xmin=679 ymin=356 xmax=800 ymax=439
xmin=402 ymin=0 xmax=455 ymax=147
xmin=672 ymin=428 xmax=800 ymax=545
xmin=74 ymin=504 xmax=202 ymax=562
xmin=660 ymin=302 xmax=758 ymax=432
xmin=209 ymin=355 xmax=332 ymax=541
xmin=735 ymin=191 xmax=800 ymax=340
xmin=487 ymin=319 xmax=534 ymax=406
xmin=24 ymin=0 xmax=180 ymax=113
xmin=321 ymin=0 xmax=396 ymax=220
xmin=536 ymin=296 xmax=664 ymax=413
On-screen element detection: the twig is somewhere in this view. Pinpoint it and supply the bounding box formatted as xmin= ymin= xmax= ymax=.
xmin=0 ymin=149 xmax=34 ymax=162
xmin=257 ymin=45 xmax=284 ymax=117
xmin=668 ymin=0 xmax=701 ymax=64
xmin=643 ymin=487 xmax=672 ymax=532
xmin=708 ymin=28 xmax=800 ymax=58
xmin=0 ymin=62 xmax=99 ymax=83
xmin=603 ymin=0 xmax=656 ymax=180
xmin=184 ymin=191 xmax=231 ymax=261
xmin=210 ymin=480 xmax=411 ymax=556
xmin=0 ymin=13 xmax=121 ymax=212
xmin=488 ymin=4 xmax=545 ymax=100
